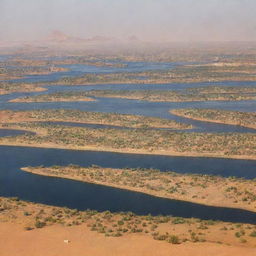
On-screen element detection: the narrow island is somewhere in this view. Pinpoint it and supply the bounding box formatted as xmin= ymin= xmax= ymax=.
xmin=21 ymin=86 xmax=256 ymax=103
xmin=0 ymin=57 xmax=69 ymax=81
xmin=171 ymin=109 xmax=256 ymax=129
xmin=0 ymin=109 xmax=191 ymax=129
xmin=53 ymin=58 xmax=128 ymax=68
xmin=21 ymin=165 xmax=256 ymax=212
xmin=0 ymin=82 xmax=46 ymax=95
xmin=10 ymin=92 xmax=96 ymax=103
xmin=0 ymin=121 xmax=255 ymax=160
xmin=46 ymin=60 xmax=256 ymax=86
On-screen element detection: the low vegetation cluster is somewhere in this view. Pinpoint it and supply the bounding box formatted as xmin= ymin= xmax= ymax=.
xmin=1 ymin=197 xmax=256 ymax=246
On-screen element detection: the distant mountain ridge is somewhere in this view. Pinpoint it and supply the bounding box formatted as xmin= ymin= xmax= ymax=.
xmin=46 ymin=30 xmax=85 ymax=43
xmin=0 ymin=30 xmax=144 ymax=51
xmin=45 ymin=30 xmax=121 ymax=44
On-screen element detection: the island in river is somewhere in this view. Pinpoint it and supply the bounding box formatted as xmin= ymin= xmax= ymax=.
xmin=21 ymin=165 xmax=256 ymax=212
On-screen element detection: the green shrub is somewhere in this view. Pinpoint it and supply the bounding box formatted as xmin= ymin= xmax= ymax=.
xmin=35 ymin=221 xmax=46 ymax=228
xmin=168 ymin=235 xmax=180 ymax=244
xmin=172 ymin=217 xmax=185 ymax=224
xmin=249 ymin=231 xmax=256 ymax=237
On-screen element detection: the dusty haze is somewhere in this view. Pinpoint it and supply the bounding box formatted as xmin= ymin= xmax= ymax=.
xmin=0 ymin=0 xmax=256 ymax=43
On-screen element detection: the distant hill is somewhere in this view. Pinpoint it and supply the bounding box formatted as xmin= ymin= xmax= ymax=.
xmin=0 ymin=30 xmax=144 ymax=52
xmin=45 ymin=30 xmax=137 ymax=45
xmin=46 ymin=30 xmax=84 ymax=43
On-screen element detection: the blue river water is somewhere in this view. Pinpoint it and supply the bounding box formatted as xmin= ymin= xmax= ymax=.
xmin=0 ymin=59 xmax=256 ymax=222
xmin=0 ymin=145 xmax=256 ymax=223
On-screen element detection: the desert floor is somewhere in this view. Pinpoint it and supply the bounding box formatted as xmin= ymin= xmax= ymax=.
xmin=1 ymin=223 xmax=256 ymax=256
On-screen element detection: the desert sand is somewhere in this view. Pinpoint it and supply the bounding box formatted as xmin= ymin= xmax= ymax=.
xmin=1 ymin=222 xmax=256 ymax=256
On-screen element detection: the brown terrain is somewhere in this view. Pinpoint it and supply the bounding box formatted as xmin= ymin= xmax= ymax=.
xmin=1 ymin=197 xmax=256 ymax=256
xmin=1 ymin=222 xmax=256 ymax=256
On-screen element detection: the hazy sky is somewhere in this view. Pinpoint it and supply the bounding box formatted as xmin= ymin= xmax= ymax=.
xmin=0 ymin=0 xmax=256 ymax=42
